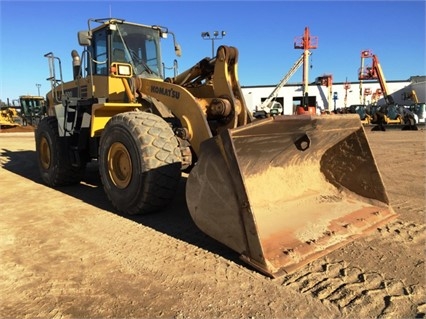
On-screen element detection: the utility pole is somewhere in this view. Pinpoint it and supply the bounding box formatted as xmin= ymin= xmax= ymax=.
xmin=201 ymin=31 xmax=226 ymax=58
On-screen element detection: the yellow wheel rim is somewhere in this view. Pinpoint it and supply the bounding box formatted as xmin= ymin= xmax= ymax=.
xmin=108 ymin=142 xmax=132 ymax=189
xmin=39 ymin=136 xmax=51 ymax=170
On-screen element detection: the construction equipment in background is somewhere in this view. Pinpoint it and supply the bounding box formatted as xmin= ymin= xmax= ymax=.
xmin=0 ymin=98 xmax=23 ymax=128
xmin=363 ymin=87 xmax=372 ymax=105
xmin=348 ymin=104 xmax=371 ymax=124
xmin=0 ymin=105 xmax=20 ymax=128
xmin=402 ymin=89 xmax=419 ymax=104
xmin=316 ymin=74 xmax=333 ymax=112
xmin=402 ymin=89 xmax=426 ymax=123
xmin=294 ymin=27 xmax=317 ymax=115
xmin=358 ymin=50 xmax=417 ymax=130
xmin=358 ymin=50 xmax=394 ymax=105
xmin=409 ymin=102 xmax=426 ymax=123
xmin=371 ymin=88 xmax=382 ymax=105
xmin=19 ymin=95 xmax=46 ymax=126
xmin=343 ymin=78 xmax=351 ymax=108
xmin=35 ymin=18 xmax=397 ymax=278
xmin=253 ymin=53 xmax=305 ymax=118
xmin=348 ymin=88 xmax=373 ymax=123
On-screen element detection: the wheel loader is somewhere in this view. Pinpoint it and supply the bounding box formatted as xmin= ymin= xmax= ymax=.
xmin=35 ymin=18 xmax=397 ymax=278
xmin=0 ymin=106 xmax=20 ymax=128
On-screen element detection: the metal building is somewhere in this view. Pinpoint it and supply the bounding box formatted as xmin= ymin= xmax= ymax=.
xmin=242 ymin=76 xmax=425 ymax=115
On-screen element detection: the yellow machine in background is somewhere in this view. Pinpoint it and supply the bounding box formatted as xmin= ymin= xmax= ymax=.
xmin=403 ymin=90 xmax=426 ymax=123
xmin=359 ymin=50 xmax=417 ymax=130
xmin=35 ymin=18 xmax=396 ymax=277
xmin=0 ymin=106 xmax=19 ymax=127
xmin=0 ymin=96 xmax=46 ymax=128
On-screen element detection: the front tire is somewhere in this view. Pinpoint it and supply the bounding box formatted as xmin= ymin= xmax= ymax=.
xmin=99 ymin=111 xmax=182 ymax=215
xmin=35 ymin=116 xmax=86 ymax=186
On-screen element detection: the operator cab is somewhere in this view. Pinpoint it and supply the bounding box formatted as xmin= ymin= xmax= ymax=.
xmin=269 ymin=101 xmax=283 ymax=115
xmin=77 ymin=18 xmax=181 ymax=79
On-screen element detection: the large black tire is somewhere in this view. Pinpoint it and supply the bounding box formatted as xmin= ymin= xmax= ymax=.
xmin=99 ymin=111 xmax=182 ymax=215
xmin=35 ymin=116 xmax=86 ymax=186
xmin=401 ymin=116 xmax=418 ymax=131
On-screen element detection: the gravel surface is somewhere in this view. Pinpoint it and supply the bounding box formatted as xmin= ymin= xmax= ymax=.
xmin=0 ymin=127 xmax=425 ymax=319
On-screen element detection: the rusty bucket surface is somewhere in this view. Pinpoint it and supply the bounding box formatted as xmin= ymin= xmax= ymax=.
xmin=186 ymin=114 xmax=397 ymax=277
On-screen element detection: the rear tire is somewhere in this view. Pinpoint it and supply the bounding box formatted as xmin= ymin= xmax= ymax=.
xmin=35 ymin=116 xmax=86 ymax=186
xmin=402 ymin=116 xmax=418 ymax=131
xmin=99 ymin=111 xmax=182 ymax=215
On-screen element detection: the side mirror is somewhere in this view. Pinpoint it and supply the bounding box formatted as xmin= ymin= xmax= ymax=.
xmin=78 ymin=30 xmax=92 ymax=46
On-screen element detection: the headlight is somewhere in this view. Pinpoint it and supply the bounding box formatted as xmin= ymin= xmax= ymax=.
xmin=110 ymin=63 xmax=133 ymax=78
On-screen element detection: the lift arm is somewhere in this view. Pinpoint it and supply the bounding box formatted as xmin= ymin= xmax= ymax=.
xmin=371 ymin=55 xmax=394 ymax=105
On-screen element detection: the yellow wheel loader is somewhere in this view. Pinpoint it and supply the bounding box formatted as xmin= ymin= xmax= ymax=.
xmin=0 ymin=107 xmax=19 ymax=127
xmin=35 ymin=18 xmax=396 ymax=277
xmin=1 ymin=99 xmax=21 ymax=127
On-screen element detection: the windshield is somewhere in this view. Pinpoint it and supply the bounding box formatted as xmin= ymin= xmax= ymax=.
xmin=112 ymin=24 xmax=162 ymax=78
xmin=20 ymin=98 xmax=44 ymax=116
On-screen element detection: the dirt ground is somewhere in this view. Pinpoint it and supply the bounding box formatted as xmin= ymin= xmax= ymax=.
xmin=0 ymin=124 xmax=425 ymax=319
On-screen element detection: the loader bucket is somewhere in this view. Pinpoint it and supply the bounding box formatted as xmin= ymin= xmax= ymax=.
xmin=186 ymin=114 xmax=397 ymax=278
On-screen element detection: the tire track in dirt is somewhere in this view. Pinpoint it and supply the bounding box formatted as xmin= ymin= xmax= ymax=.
xmin=282 ymin=261 xmax=425 ymax=318
xmin=377 ymin=219 xmax=426 ymax=243
xmin=280 ymin=217 xmax=426 ymax=319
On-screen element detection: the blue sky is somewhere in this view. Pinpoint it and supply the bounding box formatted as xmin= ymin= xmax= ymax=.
xmin=0 ymin=0 xmax=425 ymax=101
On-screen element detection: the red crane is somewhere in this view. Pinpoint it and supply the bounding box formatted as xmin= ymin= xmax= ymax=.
xmin=358 ymin=50 xmax=394 ymax=105
xmin=294 ymin=27 xmax=318 ymax=114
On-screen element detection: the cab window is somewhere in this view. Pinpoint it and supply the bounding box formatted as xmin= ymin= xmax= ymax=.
xmin=92 ymin=29 xmax=108 ymax=75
